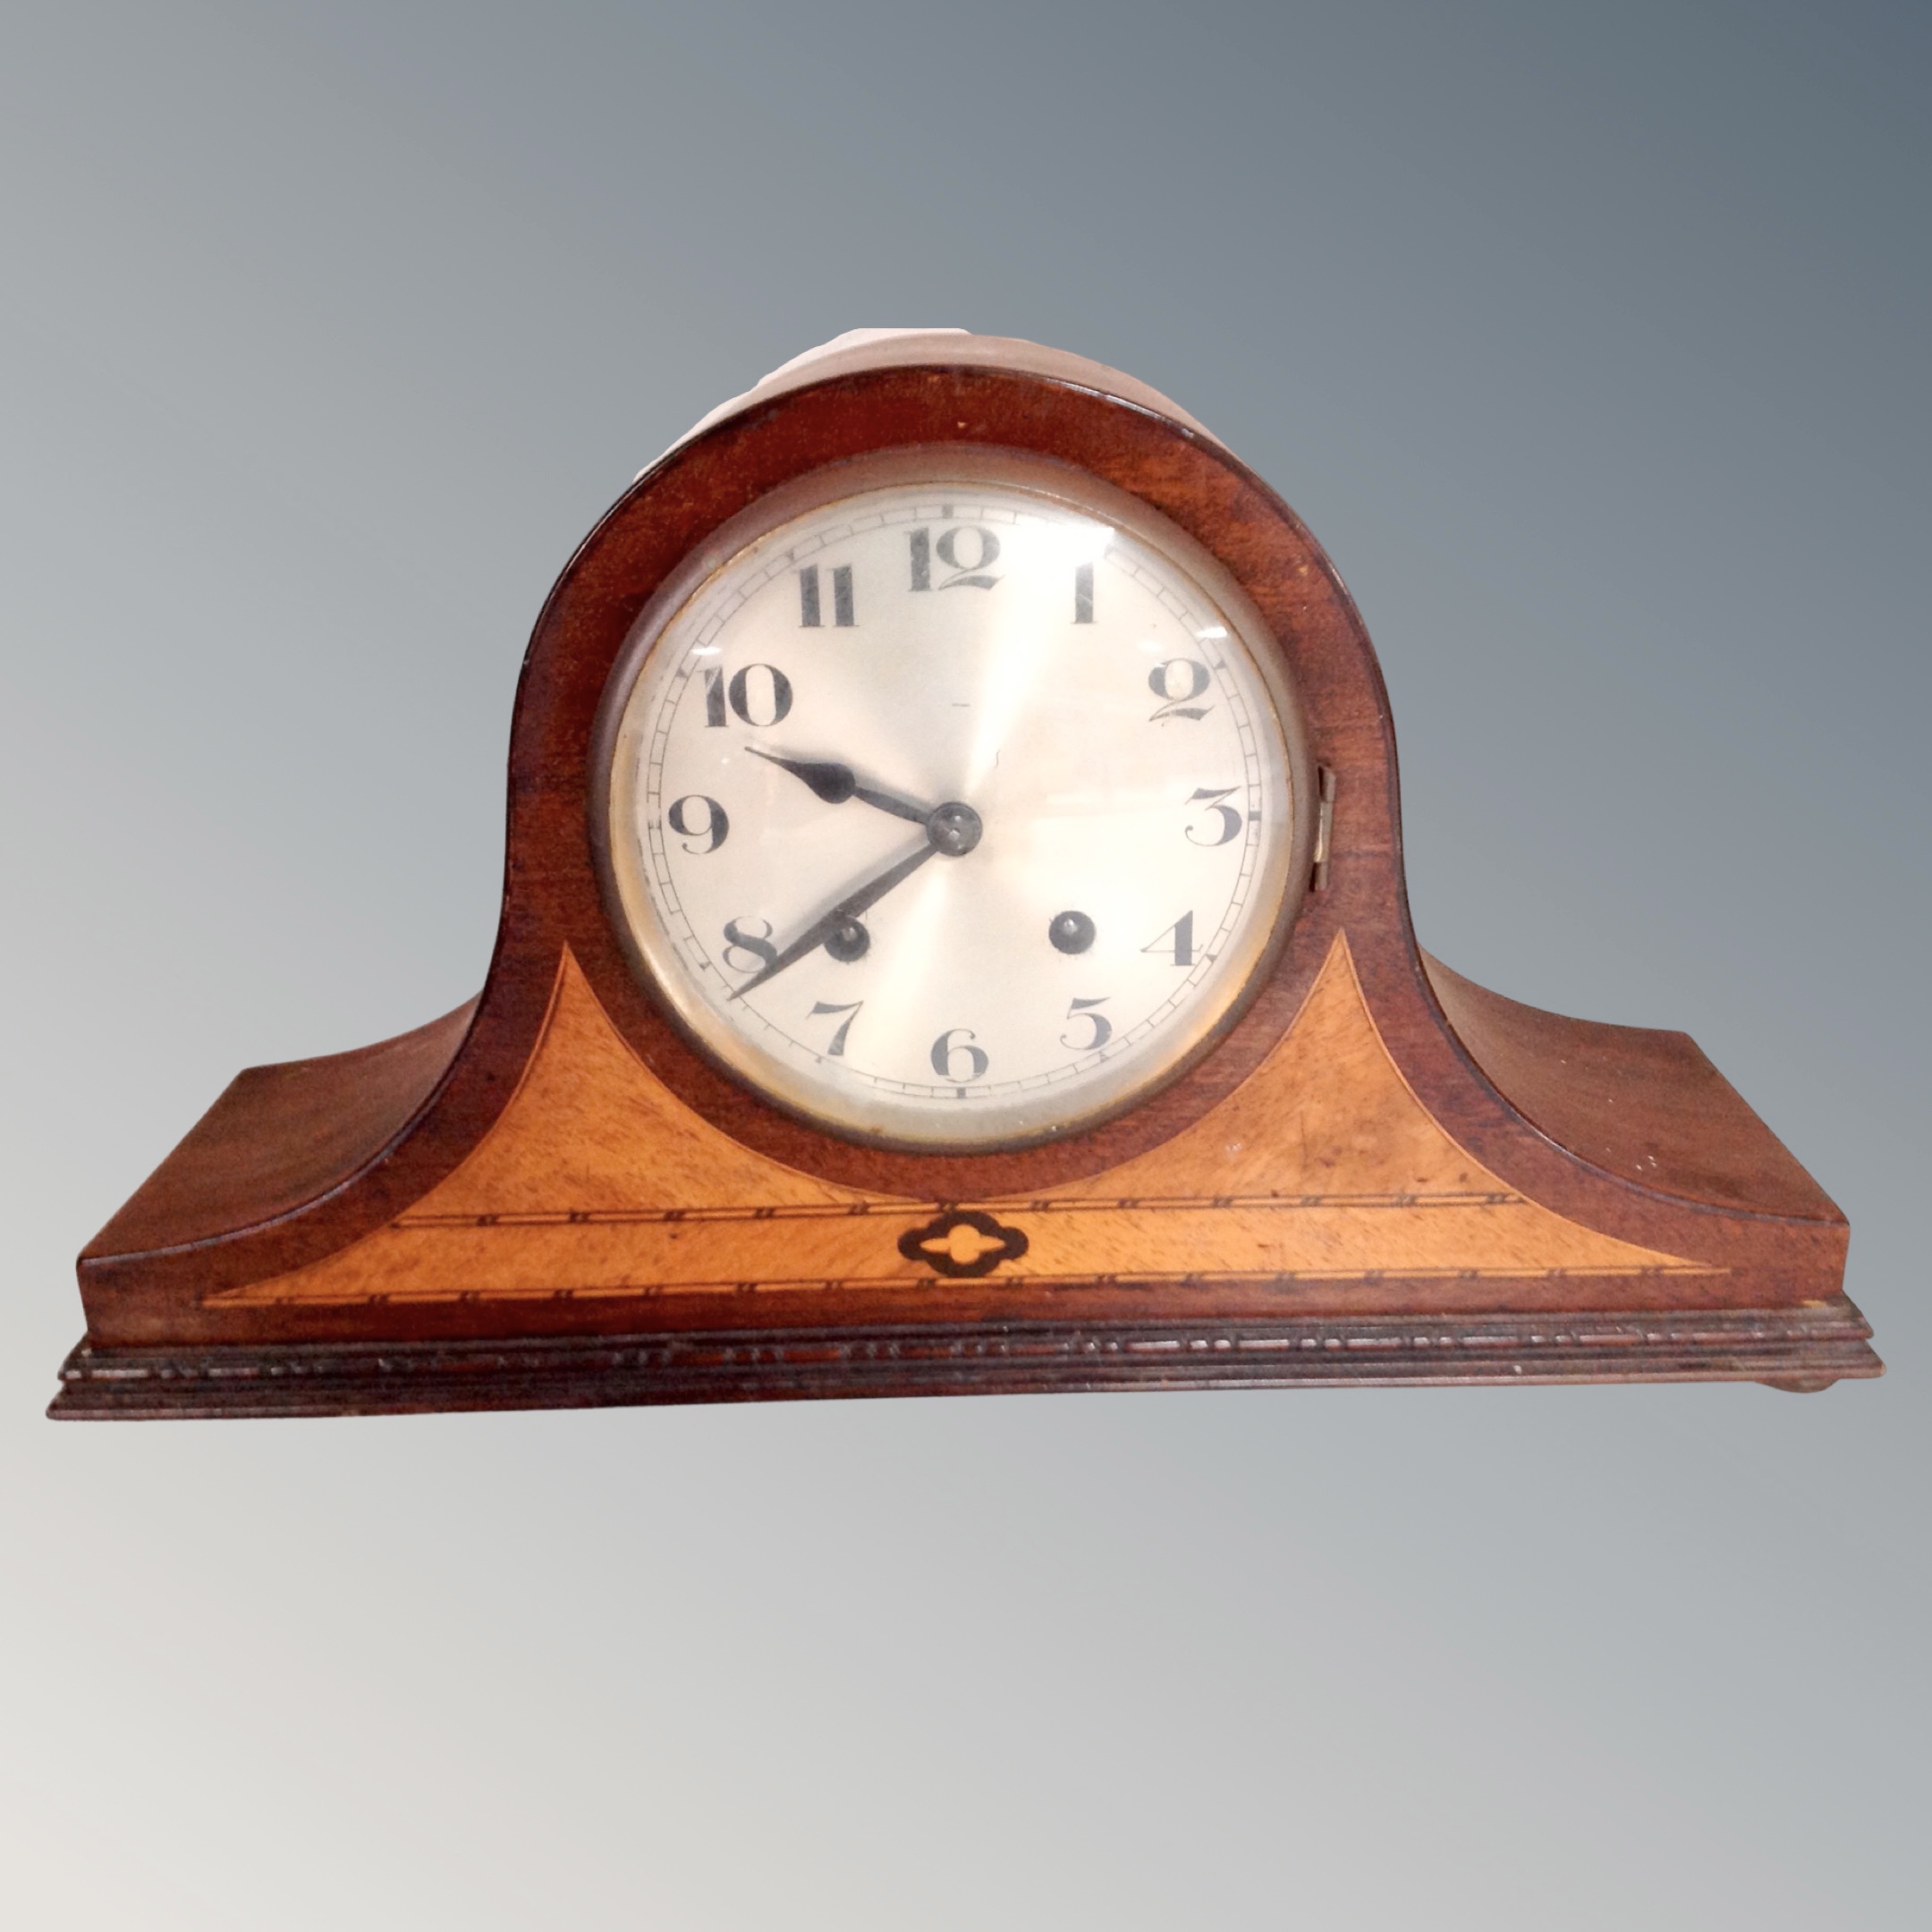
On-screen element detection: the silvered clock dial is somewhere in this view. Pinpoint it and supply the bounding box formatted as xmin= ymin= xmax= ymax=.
xmin=598 ymin=453 xmax=1312 ymax=1150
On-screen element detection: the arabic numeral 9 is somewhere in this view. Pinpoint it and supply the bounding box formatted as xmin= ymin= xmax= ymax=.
xmin=665 ymin=794 xmax=730 ymax=854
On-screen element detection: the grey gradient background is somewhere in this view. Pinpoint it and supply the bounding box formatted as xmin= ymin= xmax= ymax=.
xmin=3 ymin=2 xmax=1928 ymax=1925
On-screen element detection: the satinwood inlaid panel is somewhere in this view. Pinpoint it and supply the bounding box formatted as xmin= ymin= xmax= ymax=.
xmin=210 ymin=936 xmax=1710 ymax=1318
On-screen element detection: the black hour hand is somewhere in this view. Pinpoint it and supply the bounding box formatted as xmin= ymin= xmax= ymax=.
xmin=746 ymin=747 xmax=931 ymax=826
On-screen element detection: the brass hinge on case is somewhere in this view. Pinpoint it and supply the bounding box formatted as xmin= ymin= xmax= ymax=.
xmin=1311 ymin=767 xmax=1336 ymax=890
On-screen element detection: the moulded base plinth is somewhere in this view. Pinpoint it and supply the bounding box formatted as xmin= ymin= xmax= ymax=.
xmin=49 ymin=1296 xmax=1881 ymax=1420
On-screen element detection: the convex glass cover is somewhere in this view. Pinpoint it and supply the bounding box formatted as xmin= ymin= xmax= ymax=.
xmin=599 ymin=459 xmax=1308 ymax=1148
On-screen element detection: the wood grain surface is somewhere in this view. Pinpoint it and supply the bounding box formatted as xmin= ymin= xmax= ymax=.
xmin=208 ymin=936 xmax=1709 ymax=1317
xmin=56 ymin=333 xmax=1877 ymax=1412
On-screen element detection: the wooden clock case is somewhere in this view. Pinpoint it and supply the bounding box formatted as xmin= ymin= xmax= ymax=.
xmin=52 ymin=333 xmax=1881 ymax=1418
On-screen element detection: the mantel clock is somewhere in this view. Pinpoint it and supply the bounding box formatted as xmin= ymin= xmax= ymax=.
xmin=52 ymin=329 xmax=1881 ymax=1418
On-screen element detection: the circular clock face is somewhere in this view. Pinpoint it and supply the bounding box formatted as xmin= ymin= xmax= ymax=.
xmin=599 ymin=460 xmax=1306 ymax=1150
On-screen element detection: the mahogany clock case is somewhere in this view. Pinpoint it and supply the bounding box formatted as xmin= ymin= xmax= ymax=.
xmin=52 ymin=335 xmax=1881 ymax=1418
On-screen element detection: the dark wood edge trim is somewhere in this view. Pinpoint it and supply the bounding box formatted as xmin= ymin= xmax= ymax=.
xmin=49 ymin=1296 xmax=1880 ymax=1419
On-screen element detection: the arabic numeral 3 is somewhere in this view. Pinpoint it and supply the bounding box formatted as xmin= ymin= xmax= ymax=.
xmin=1184 ymin=786 xmax=1242 ymax=846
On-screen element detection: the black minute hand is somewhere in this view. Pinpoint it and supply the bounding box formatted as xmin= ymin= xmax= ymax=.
xmin=745 ymin=747 xmax=933 ymax=826
xmin=732 ymin=842 xmax=940 ymax=999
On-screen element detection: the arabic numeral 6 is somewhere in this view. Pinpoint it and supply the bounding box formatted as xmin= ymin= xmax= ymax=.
xmin=930 ymin=1027 xmax=989 ymax=1081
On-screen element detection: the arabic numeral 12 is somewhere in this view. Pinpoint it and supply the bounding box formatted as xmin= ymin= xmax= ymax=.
xmin=909 ymin=525 xmax=1001 ymax=591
